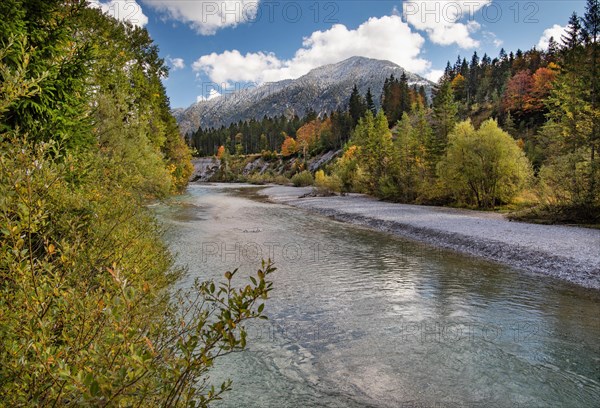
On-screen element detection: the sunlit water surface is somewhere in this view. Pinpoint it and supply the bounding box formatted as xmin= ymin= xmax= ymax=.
xmin=155 ymin=184 xmax=600 ymax=408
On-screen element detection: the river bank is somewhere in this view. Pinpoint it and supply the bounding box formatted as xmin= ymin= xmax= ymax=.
xmin=257 ymin=185 xmax=600 ymax=290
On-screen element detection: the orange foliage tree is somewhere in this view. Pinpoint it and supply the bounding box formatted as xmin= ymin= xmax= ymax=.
xmin=504 ymin=66 xmax=557 ymax=114
xmin=216 ymin=145 xmax=226 ymax=158
xmin=529 ymin=65 xmax=558 ymax=110
xmin=295 ymin=118 xmax=332 ymax=157
xmin=503 ymin=70 xmax=534 ymax=113
xmin=281 ymin=136 xmax=298 ymax=157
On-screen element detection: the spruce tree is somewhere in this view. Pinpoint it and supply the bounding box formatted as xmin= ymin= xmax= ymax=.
xmin=366 ymin=87 xmax=376 ymax=115
xmin=349 ymin=84 xmax=367 ymax=126
xmin=431 ymin=81 xmax=458 ymax=161
xmin=399 ymin=73 xmax=411 ymax=115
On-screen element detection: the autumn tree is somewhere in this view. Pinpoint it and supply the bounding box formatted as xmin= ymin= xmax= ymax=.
xmin=295 ymin=118 xmax=332 ymax=157
xmin=350 ymin=110 xmax=397 ymax=196
xmin=529 ymin=65 xmax=558 ymax=110
xmin=438 ymin=120 xmax=532 ymax=208
xmin=450 ymin=73 xmax=466 ymax=101
xmin=503 ymin=70 xmax=534 ymax=114
xmin=281 ymin=134 xmax=298 ymax=157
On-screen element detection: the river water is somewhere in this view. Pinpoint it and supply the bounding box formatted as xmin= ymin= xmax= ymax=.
xmin=156 ymin=184 xmax=600 ymax=408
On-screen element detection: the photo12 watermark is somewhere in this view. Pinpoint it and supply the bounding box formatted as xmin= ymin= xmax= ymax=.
xmin=396 ymin=320 xmax=542 ymax=344
xmin=402 ymin=1 xmax=541 ymax=25
xmin=200 ymin=240 xmax=340 ymax=263
xmin=95 ymin=1 xmax=569 ymax=31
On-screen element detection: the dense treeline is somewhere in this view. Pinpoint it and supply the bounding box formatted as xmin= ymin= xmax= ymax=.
xmin=1 ymin=1 xmax=273 ymax=405
xmin=207 ymin=1 xmax=599 ymax=220
xmin=189 ymin=108 xmax=354 ymax=156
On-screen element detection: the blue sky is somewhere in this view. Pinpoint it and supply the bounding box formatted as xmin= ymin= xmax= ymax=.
xmin=90 ymin=1 xmax=587 ymax=108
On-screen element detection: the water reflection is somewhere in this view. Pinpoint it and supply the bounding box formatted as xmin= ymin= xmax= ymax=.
xmin=156 ymin=184 xmax=600 ymax=408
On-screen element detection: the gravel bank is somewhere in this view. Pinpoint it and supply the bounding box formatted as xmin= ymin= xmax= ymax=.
xmin=259 ymin=186 xmax=600 ymax=290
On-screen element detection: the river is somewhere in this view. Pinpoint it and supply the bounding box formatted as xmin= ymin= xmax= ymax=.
xmin=156 ymin=184 xmax=600 ymax=408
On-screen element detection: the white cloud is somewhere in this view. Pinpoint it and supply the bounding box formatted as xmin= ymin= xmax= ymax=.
xmin=426 ymin=69 xmax=445 ymax=83
xmin=141 ymin=0 xmax=258 ymax=35
xmin=192 ymin=15 xmax=429 ymax=84
xmin=403 ymin=0 xmax=491 ymax=48
xmin=193 ymin=50 xmax=282 ymax=85
xmin=88 ymin=0 xmax=148 ymax=28
xmin=482 ymin=31 xmax=503 ymax=48
xmin=197 ymin=89 xmax=222 ymax=102
xmin=168 ymin=57 xmax=186 ymax=70
xmin=537 ymin=24 xmax=567 ymax=50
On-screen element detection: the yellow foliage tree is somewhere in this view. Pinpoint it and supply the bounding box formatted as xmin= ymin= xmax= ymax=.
xmin=281 ymin=136 xmax=298 ymax=157
xmin=437 ymin=119 xmax=532 ymax=208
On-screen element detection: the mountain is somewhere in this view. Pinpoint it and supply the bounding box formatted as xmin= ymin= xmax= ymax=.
xmin=174 ymin=56 xmax=434 ymax=135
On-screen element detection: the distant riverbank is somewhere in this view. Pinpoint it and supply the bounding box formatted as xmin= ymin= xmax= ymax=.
xmin=258 ymin=185 xmax=600 ymax=290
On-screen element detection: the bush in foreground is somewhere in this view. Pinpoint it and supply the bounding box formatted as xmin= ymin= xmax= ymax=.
xmin=291 ymin=170 xmax=314 ymax=187
xmin=0 ymin=139 xmax=276 ymax=406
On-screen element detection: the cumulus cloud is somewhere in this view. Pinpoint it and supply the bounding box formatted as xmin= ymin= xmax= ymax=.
xmin=88 ymin=0 xmax=148 ymax=28
xmin=192 ymin=15 xmax=429 ymax=85
xmin=168 ymin=57 xmax=186 ymax=70
xmin=403 ymin=0 xmax=491 ymax=48
xmin=537 ymin=24 xmax=567 ymax=50
xmin=193 ymin=50 xmax=282 ymax=85
xmin=142 ymin=0 xmax=258 ymax=35
xmin=425 ymin=69 xmax=445 ymax=83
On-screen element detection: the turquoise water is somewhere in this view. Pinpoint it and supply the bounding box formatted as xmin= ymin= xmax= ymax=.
xmin=156 ymin=184 xmax=600 ymax=408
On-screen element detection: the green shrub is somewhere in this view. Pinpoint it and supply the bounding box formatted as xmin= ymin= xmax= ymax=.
xmin=437 ymin=119 xmax=532 ymax=208
xmin=291 ymin=170 xmax=314 ymax=187
xmin=314 ymin=170 xmax=341 ymax=194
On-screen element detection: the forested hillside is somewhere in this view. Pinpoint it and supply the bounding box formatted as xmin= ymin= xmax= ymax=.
xmin=197 ymin=1 xmax=599 ymax=221
xmin=0 ymin=1 xmax=273 ymax=405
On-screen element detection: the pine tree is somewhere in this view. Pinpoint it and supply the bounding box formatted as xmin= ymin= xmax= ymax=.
xmin=349 ymin=84 xmax=367 ymax=126
xmin=443 ymin=61 xmax=454 ymax=81
xmin=503 ymin=112 xmax=518 ymax=137
xmin=562 ymin=12 xmax=583 ymax=53
xmin=431 ymin=81 xmax=458 ymax=161
xmin=547 ymin=36 xmax=560 ymax=62
xmin=399 ymin=73 xmax=411 ymax=115
xmin=381 ymin=75 xmax=399 ymax=127
xmin=366 ymin=87 xmax=376 ymax=115
xmin=583 ymin=0 xmax=600 ymax=198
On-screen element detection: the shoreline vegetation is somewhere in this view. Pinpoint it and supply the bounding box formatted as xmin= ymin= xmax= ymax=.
xmin=194 ymin=147 xmax=600 ymax=229
xmin=189 ymin=1 xmax=600 ymax=227
xmin=1 ymin=1 xmax=273 ymax=405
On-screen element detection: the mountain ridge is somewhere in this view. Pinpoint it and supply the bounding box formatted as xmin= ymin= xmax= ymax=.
xmin=174 ymin=56 xmax=434 ymax=135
